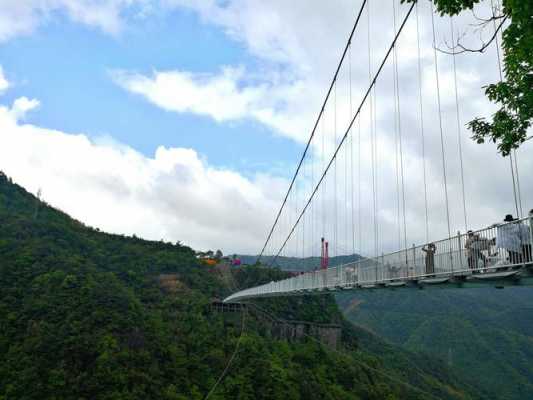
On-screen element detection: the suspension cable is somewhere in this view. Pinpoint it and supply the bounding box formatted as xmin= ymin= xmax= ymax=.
xmin=257 ymin=0 xmax=369 ymax=262
xmin=513 ymin=153 xmax=523 ymax=217
xmin=270 ymin=2 xmax=417 ymax=266
xmin=415 ymin=1 xmax=429 ymax=243
xmin=393 ymin=0 xmax=408 ymax=252
xmin=334 ymin=82 xmax=338 ymax=257
xmin=349 ymin=43 xmax=356 ymax=256
xmin=450 ymin=17 xmax=468 ymax=232
xmin=368 ymin=1 xmax=377 ymax=258
xmin=489 ymin=0 xmax=520 ymax=218
xmin=430 ymin=5 xmax=452 ymax=239
xmin=344 ymin=87 xmax=349 ymax=256
xmin=393 ymin=58 xmax=401 ymax=251
xmin=358 ymin=116 xmax=362 ymax=254
xmin=302 ymin=160 xmax=305 ymax=259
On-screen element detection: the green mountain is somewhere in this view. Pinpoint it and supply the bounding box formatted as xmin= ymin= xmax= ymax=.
xmin=0 ymin=172 xmax=485 ymax=399
xmin=237 ymin=254 xmax=362 ymax=271
xmin=337 ymin=288 xmax=533 ymax=400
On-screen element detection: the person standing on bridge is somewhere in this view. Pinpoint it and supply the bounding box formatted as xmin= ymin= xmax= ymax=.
xmin=465 ymin=231 xmax=488 ymax=271
xmin=422 ymin=243 xmax=436 ymax=275
xmin=496 ymin=214 xmax=522 ymax=265
xmin=519 ymin=210 xmax=533 ymax=264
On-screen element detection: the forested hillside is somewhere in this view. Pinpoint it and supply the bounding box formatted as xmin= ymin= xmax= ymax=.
xmin=237 ymin=254 xmax=362 ymax=271
xmin=0 ymin=172 xmax=485 ymax=399
xmin=337 ymin=289 xmax=533 ymax=400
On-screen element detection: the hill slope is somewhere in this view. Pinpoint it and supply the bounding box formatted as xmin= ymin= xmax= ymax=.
xmin=237 ymin=254 xmax=362 ymax=271
xmin=0 ymin=172 xmax=485 ymax=399
xmin=337 ymin=288 xmax=533 ymax=400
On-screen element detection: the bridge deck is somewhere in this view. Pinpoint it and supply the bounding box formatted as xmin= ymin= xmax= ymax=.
xmin=224 ymin=217 xmax=533 ymax=303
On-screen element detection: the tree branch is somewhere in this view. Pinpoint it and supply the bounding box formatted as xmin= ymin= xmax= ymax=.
xmin=437 ymin=15 xmax=508 ymax=55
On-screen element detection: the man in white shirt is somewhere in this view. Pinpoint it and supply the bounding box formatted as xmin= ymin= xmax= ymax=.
xmin=521 ymin=210 xmax=533 ymax=264
xmin=496 ymin=214 xmax=522 ymax=265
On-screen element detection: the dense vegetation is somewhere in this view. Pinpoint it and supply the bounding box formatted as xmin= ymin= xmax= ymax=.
xmin=0 ymin=172 xmax=485 ymax=399
xmin=237 ymin=254 xmax=361 ymax=271
xmin=337 ymin=288 xmax=533 ymax=400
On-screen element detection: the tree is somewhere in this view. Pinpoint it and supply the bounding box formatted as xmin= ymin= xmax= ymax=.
xmin=405 ymin=0 xmax=532 ymax=156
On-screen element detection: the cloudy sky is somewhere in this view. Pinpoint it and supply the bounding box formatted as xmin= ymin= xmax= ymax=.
xmin=0 ymin=0 xmax=530 ymax=256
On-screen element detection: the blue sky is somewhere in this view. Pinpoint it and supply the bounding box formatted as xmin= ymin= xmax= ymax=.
xmin=0 ymin=6 xmax=301 ymax=176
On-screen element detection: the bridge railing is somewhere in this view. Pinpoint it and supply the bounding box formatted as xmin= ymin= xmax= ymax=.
xmin=224 ymin=216 xmax=533 ymax=302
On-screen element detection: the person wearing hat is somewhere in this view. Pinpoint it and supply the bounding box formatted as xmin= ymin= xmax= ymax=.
xmin=496 ymin=214 xmax=522 ymax=265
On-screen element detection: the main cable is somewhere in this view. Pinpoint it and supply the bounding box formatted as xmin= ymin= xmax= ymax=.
xmin=257 ymin=0 xmax=369 ymax=263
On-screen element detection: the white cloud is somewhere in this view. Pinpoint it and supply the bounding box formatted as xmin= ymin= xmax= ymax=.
xmin=11 ymin=97 xmax=40 ymax=119
xmin=112 ymin=66 xmax=312 ymax=141
xmin=0 ymin=66 xmax=8 ymax=94
xmin=0 ymin=0 xmax=149 ymax=42
xmin=0 ymin=96 xmax=287 ymax=254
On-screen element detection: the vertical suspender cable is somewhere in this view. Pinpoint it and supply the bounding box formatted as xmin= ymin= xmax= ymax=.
xmin=415 ymin=1 xmax=429 ymax=243
xmin=367 ymin=0 xmax=377 ymax=258
xmin=349 ymin=44 xmax=356 ymax=256
xmin=430 ymin=6 xmax=452 ymax=239
xmin=490 ymin=0 xmax=520 ymax=218
xmin=513 ymin=154 xmax=523 ymax=217
xmin=322 ymin=109 xmax=326 ymax=243
xmin=311 ymin=137 xmax=315 ymax=257
xmin=358 ymin=115 xmax=362 ymax=254
xmin=302 ymin=160 xmax=305 ymax=259
xmin=294 ymin=175 xmax=298 ymax=257
xmin=450 ymin=17 xmax=468 ymax=232
xmin=345 ymin=88 xmax=349 ymax=256
xmin=372 ymin=4 xmax=379 ymax=255
xmin=334 ymin=82 xmax=338 ymax=257
xmin=374 ymin=81 xmax=379 ymax=255
xmin=393 ymin=0 xmax=408 ymax=252
xmin=393 ymin=16 xmax=402 ymax=251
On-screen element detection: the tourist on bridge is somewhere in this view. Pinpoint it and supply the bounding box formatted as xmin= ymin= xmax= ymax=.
xmin=496 ymin=214 xmax=522 ymax=265
xmin=519 ymin=209 xmax=533 ymax=264
xmin=421 ymin=243 xmax=436 ymax=275
xmin=465 ymin=230 xmax=488 ymax=270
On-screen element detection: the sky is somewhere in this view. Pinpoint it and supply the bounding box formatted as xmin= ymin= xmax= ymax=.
xmin=0 ymin=0 xmax=531 ymax=256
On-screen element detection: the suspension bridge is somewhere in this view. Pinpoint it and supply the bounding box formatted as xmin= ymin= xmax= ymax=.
xmin=224 ymin=0 xmax=532 ymax=303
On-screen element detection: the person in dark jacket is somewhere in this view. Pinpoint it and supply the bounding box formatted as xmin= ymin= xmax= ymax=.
xmin=422 ymin=243 xmax=436 ymax=275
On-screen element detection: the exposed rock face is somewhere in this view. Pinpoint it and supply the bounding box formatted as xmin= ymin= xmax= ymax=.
xmin=158 ymin=274 xmax=187 ymax=293
xmin=271 ymin=320 xmax=341 ymax=349
xmin=211 ymin=301 xmax=341 ymax=349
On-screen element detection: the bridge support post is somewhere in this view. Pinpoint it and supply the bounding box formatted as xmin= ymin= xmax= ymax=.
xmin=527 ymin=209 xmax=533 ymax=264
xmin=457 ymin=231 xmax=464 ymax=270
xmin=412 ymin=244 xmax=416 ymax=278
